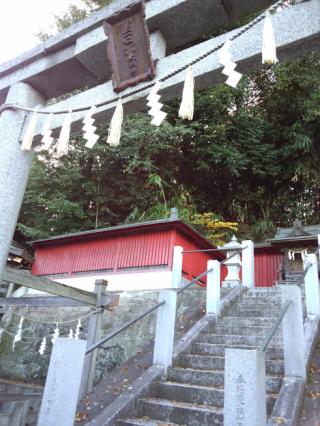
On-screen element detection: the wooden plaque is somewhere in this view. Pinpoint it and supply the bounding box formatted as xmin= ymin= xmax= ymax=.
xmin=104 ymin=1 xmax=156 ymax=92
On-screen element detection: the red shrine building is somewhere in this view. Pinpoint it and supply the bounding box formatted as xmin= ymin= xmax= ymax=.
xmin=29 ymin=219 xmax=320 ymax=291
xmin=30 ymin=219 xmax=224 ymax=292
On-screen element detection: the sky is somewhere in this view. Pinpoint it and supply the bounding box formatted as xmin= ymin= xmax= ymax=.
xmin=0 ymin=0 xmax=84 ymax=65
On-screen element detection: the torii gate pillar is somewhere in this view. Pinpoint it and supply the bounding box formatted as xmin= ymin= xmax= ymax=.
xmin=0 ymin=82 xmax=45 ymax=279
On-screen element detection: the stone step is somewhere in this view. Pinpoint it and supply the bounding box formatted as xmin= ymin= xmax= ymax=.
xmin=154 ymin=381 xmax=224 ymax=407
xmin=119 ymin=420 xmax=180 ymax=426
xmin=209 ymin=325 xmax=282 ymax=337
xmin=177 ymin=355 xmax=284 ymax=375
xmin=216 ymin=317 xmax=276 ymax=327
xmin=137 ymin=398 xmax=223 ymax=425
xmin=247 ymin=288 xmax=280 ymax=294
xmin=138 ymin=396 xmax=276 ymax=424
xmin=191 ymin=343 xmax=283 ymax=360
xmin=196 ymin=333 xmax=282 ymax=347
xmin=223 ymin=308 xmax=281 ymax=317
xmin=242 ymin=292 xmax=281 ymax=298
xmin=167 ymin=367 xmax=283 ymax=392
xmin=233 ymin=299 xmax=282 ymax=306
xmin=154 ymin=381 xmax=277 ymax=411
xmin=277 ymin=277 xmax=301 ymax=282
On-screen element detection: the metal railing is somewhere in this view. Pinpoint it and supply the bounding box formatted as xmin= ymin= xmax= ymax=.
xmin=182 ymin=247 xmax=244 ymax=254
xmin=86 ymin=262 xmax=221 ymax=354
xmin=260 ymin=251 xmax=320 ymax=351
xmin=297 ymin=261 xmax=312 ymax=286
xmin=177 ymin=268 xmax=213 ymax=295
xmin=177 ymin=248 xmax=246 ymax=296
xmin=86 ymin=246 xmax=248 ymax=356
xmin=260 ymin=300 xmax=292 ymax=352
xmin=221 ymin=248 xmax=246 ymax=265
xmin=86 ymin=300 xmax=165 ymax=355
xmin=86 ymin=258 xmax=229 ymax=354
xmin=260 ymin=261 xmax=314 ymax=352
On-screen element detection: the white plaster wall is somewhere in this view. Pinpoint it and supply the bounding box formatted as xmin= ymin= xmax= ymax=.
xmin=13 ymin=270 xmax=174 ymax=297
xmin=54 ymin=270 xmax=173 ymax=292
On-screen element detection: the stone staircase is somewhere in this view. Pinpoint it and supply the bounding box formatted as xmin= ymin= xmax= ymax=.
xmin=276 ymin=273 xmax=302 ymax=286
xmin=118 ymin=288 xmax=284 ymax=426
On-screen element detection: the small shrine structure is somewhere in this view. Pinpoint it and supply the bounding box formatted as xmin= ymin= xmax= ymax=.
xmin=268 ymin=220 xmax=320 ymax=275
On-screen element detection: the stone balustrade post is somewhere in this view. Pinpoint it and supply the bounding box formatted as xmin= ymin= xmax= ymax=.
xmin=280 ymin=285 xmax=306 ymax=380
xmin=224 ymin=348 xmax=266 ymax=426
xmin=153 ymin=289 xmax=177 ymax=370
xmin=38 ymin=338 xmax=87 ymax=426
xmin=304 ymin=254 xmax=320 ymax=316
xmin=242 ymin=240 xmax=255 ymax=289
xmin=171 ymin=245 xmax=183 ymax=289
xmin=206 ymin=260 xmax=220 ymax=316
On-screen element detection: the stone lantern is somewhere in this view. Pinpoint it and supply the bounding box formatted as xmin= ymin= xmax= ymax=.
xmin=222 ymin=235 xmax=241 ymax=288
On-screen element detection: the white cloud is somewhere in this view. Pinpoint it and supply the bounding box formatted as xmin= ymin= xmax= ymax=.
xmin=0 ymin=0 xmax=85 ymax=64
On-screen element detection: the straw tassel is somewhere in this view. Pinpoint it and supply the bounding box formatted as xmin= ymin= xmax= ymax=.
xmin=56 ymin=110 xmax=72 ymax=157
xmin=41 ymin=113 xmax=54 ymax=150
xmin=21 ymin=110 xmax=38 ymax=151
xmin=179 ymin=66 xmax=194 ymax=120
xmin=262 ymin=13 xmax=278 ymax=65
xmin=107 ymin=100 xmax=123 ymax=146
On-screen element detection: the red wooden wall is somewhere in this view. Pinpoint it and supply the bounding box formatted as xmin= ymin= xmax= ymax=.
xmin=32 ymin=230 xmax=174 ymax=276
xmin=254 ymin=247 xmax=283 ymax=287
xmin=32 ymin=227 xmax=283 ymax=287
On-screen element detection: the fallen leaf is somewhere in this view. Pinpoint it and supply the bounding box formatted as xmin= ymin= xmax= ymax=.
xmin=274 ymin=417 xmax=285 ymax=424
xmin=75 ymin=412 xmax=88 ymax=422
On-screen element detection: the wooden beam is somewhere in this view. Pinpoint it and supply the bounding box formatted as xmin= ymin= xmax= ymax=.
xmin=0 ymin=393 xmax=42 ymax=401
xmin=0 ymin=294 xmax=119 ymax=307
xmin=0 ymin=296 xmax=88 ymax=307
xmin=2 ymin=268 xmax=96 ymax=306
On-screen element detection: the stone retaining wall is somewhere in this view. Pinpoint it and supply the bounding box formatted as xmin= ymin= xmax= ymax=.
xmin=0 ymin=286 xmax=205 ymax=385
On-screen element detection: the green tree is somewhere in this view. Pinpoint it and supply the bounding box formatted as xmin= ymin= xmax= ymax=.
xmin=18 ymin=53 xmax=320 ymax=241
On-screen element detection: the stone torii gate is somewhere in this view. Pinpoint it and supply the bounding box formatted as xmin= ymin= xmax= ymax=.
xmin=0 ymin=0 xmax=319 ymax=281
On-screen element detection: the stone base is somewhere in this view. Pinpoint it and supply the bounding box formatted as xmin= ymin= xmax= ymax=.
xmin=222 ymin=280 xmax=241 ymax=288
